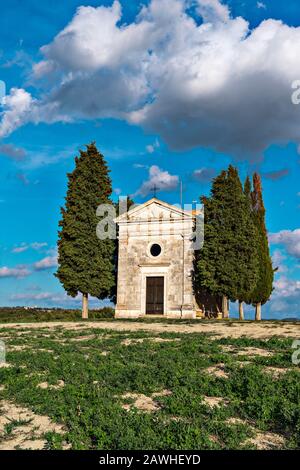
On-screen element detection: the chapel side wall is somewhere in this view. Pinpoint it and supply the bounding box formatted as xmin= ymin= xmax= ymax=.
xmin=116 ymin=223 xmax=143 ymax=316
xmin=166 ymin=220 xmax=196 ymax=318
xmin=115 ymin=225 xmax=128 ymax=315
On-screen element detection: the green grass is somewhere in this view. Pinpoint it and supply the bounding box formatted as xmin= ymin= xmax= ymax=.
xmin=0 ymin=326 xmax=299 ymax=450
xmin=3 ymin=418 xmax=32 ymax=436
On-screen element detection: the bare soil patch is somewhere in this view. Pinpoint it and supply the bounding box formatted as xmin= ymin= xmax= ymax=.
xmin=226 ymin=417 xmax=248 ymax=426
xmin=0 ymin=400 xmax=65 ymax=450
xmin=205 ymin=364 xmax=229 ymax=379
xmin=221 ymin=345 xmax=274 ymax=357
xmin=237 ymin=361 xmax=252 ymax=367
xmin=69 ymin=335 xmax=97 ymax=342
xmin=263 ymin=367 xmax=290 ymax=378
xmin=225 ymin=417 xmax=286 ymax=449
xmin=121 ymin=390 xmax=171 ymax=412
xmin=151 ymin=337 xmax=181 ymax=343
xmin=0 ymin=320 xmax=299 ymax=339
xmin=37 ymin=380 xmax=65 ymax=390
xmin=202 ymin=396 xmax=229 ymax=408
xmin=34 ymin=348 xmax=54 ymax=354
xmin=237 ymin=347 xmax=274 ymax=357
xmin=0 ymin=363 xmax=11 ymax=369
xmin=246 ymin=431 xmax=285 ymax=450
xmin=121 ymin=337 xmax=180 ymax=346
xmin=7 ymin=345 xmax=29 ymax=352
xmin=221 ymin=345 xmax=237 ymax=353
xmin=121 ymin=338 xmax=145 ymax=346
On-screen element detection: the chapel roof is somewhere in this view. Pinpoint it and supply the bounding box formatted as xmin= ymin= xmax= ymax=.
xmin=115 ymin=197 xmax=202 ymax=223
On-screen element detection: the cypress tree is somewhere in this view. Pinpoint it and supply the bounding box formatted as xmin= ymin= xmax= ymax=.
xmin=55 ymin=143 xmax=115 ymax=318
xmin=244 ymin=175 xmax=252 ymax=203
xmin=238 ymin=175 xmax=260 ymax=319
xmin=195 ymin=170 xmax=230 ymax=317
xmin=249 ymin=173 xmax=274 ymax=320
xmin=241 ymin=175 xmax=254 ymax=320
xmin=195 ymin=166 xmax=259 ymax=319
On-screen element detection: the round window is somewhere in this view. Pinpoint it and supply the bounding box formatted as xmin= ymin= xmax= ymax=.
xmin=150 ymin=243 xmax=161 ymax=257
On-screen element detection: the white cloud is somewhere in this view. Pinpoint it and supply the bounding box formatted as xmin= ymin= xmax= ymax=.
xmin=257 ymin=2 xmax=266 ymax=10
xmin=36 ymin=1 xmax=150 ymax=72
xmin=0 ymin=88 xmax=71 ymax=139
xmin=11 ymin=292 xmax=57 ymax=301
xmin=0 ymin=88 xmax=33 ymax=138
xmin=262 ymin=168 xmax=289 ymax=181
xmin=197 ymin=0 xmax=230 ymax=23
xmin=2 ymin=1 xmax=300 ymax=159
xmin=270 ymin=274 xmax=300 ymax=317
xmin=113 ymin=187 xmax=122 ymax=196
xmin=20 ymin=145 xmax=77 ymax=170
xmin=0 ymin=143 xmax=26 ymax=161
xmin=31 ymin=242 xmax=48 ymax=250
xmin=269 ymin=229 xmax=300 ymax=259
xmin=271 ymin=249 xmax=287 ymax=273
xmin=16 ymin=172 xmax=29 ymax=186
xmin=267 ymin=272 xmax=300 ymax=318
xmin=133 ymin=163 xmax=149 ymax=169
xmin=146 ymin=145 xmax=155 ymax=154
xmin=0 ymin=266 xmax=30 ymax=278
xmin=12 ymin=244 xmax=28 ymax=254
xmin=134 ymin=165 xmax=179 ymax=197
xmin=9 ymin=291 xmax=111 ymax=308
xmin=273 ymin=275 xmax=300 ymax=299
xmin=2 ymin=49 xmax=32 ymax=70
xmin=12 ymin=242 xmax=48 ymax=254
xmin=146 ymin=139 xmax=160 ymax=154
xmin=192 ymin=167 xmax=216 ymax=183
xmin=33 ymin=255 xmax=58 ymax=271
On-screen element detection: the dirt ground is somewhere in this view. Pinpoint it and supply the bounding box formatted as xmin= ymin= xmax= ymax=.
xmin=0 ymin=400 xmax=67 ymax=450
xmin=0 ymin=319 xmax=299 ymax=339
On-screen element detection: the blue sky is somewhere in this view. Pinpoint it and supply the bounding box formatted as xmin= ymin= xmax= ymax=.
xmin=0 ymin=0 xmax=299 ymax=318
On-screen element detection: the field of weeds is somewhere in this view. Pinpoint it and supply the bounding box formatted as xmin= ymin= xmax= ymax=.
xmin=0 ymin=324 xmax=299 ymax=450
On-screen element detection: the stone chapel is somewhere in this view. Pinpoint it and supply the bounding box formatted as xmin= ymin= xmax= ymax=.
xmin=115 ymin=197 xmax=220 ymax=319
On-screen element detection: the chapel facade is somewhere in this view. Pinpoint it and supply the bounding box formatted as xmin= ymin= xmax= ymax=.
xmin=115 ymin=198 xmax=204 ymax=319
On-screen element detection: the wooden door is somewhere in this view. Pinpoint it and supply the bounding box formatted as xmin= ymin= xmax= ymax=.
xmin=146 ymin=277 xmax=164 ymax=315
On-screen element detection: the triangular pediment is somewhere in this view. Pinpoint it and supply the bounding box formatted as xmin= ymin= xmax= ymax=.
xmin=115 ymin=198 xmax=196 ymax=223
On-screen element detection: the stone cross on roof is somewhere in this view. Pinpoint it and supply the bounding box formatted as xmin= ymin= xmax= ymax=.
xmin=150 ymin=184 xmax=159 ymax=198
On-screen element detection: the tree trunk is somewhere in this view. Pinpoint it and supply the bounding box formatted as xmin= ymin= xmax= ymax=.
xmin=82 ymin=293 xmax=89 ymax=319
xmin=222 ymin=295 xmax=229 ymax=319
xmin=239 ymin=301 xmax=244 ymax=321
xmin=255 ymin=302 xmax=261 ymax=321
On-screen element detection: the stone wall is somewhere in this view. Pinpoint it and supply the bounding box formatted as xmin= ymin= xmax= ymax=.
xmin=115 ymin=202 xmax=196 ymax=319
